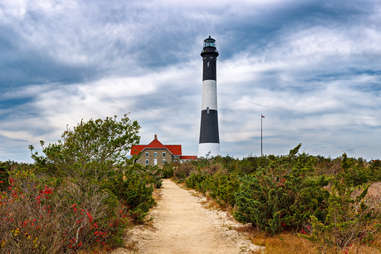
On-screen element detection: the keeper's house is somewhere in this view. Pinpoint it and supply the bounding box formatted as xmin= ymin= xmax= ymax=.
xmin=130 ymin=134 xmax=197 ymax=167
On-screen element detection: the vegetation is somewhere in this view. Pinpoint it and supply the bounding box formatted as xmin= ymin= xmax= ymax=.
xmin=1 ymin=114 xmax=380 ymax=253
xmin=0 ymin=115 xmax=162 ymax=253
xmin=173 ymin=145 xmax=381 ymax=252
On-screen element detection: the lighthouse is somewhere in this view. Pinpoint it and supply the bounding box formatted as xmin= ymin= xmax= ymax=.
xmin=198 ymin=36 xmax=220 ymax=158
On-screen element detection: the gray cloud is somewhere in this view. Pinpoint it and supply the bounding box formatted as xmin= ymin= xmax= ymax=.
xmin=0 ymin=0 xmax=381 ymax=161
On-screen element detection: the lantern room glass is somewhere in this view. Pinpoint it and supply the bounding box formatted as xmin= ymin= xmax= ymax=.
xmin=204 ymin=41 xmax=215 ymax=47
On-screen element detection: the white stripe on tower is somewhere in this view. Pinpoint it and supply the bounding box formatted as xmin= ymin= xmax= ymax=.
xmin=201 ymin=80 xmax=217 ymax=110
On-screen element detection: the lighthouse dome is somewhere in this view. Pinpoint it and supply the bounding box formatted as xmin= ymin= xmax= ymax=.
xmin=201 ymin=36 xmax=218 ymax=57
xmin=204 ymin=36 xmax=216 ymax=48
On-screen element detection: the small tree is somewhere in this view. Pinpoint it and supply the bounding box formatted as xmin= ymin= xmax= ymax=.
xmin=30 ymin=114 xmax=140 ymax=177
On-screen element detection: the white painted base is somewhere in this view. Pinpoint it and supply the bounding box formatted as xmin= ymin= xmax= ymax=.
xmin=198 ymin=143 xmax=220 ymax=158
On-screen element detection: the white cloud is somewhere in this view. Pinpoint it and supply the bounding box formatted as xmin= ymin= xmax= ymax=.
xmin=0 ymin=129 xmax=41 ymax=143
xmin=1 ymin=0 xmax=381 ymax=161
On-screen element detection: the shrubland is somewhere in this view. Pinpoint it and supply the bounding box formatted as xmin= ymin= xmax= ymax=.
xmin=0 ymin=115 xmax=162 ymax=253
xmin=1 ymin=116 xmax=380 ymax=253
xmin=173 ymin=145 xmax=381 ymax=253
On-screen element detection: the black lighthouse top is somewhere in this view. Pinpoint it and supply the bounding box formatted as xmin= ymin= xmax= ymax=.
xmin=201 ymin=36 xmax=219 ymax=57
xmin=201 ymin=36 xmax=218 ymax=80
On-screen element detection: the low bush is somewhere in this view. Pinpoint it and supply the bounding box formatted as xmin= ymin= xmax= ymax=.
xmin=174 ymin=162 xmax=196 ymax=180
xmin=179 ymin=146 xmax=381 ymax=251
xmin=206 ymin=172 xmax=240 ymax=206
xmin=162 ymin=164 xmax=174 ymax=178
xmin=234 ymin=169 xmax=329 ymax=234
xmin=305 ymin=179 xmax=381 ymax=252
xmin=0 ymin=170 xmax=126 ymax=253
xmin=0 ymin=163 xmax=8 ymax=191
xmin=185 ymin=171 xmax=207 ymax=191
xmin=103 ymin=168 xmax=155 ymax=223
xmin=1 ymin=115 xmax=161 ymax=253
xmin=369 ymin=160 xmax=381 ymax=182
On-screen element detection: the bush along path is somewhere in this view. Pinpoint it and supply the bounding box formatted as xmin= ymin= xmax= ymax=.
xmin=174 ymin=146 xmax=381 ymax=253
xmin=112 ymin=179 xmax=264 ymax=254
xmin=0 ymin=116 xmax=162 ymax=253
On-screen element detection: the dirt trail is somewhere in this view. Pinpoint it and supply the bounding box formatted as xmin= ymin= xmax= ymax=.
xmin=112 ymin=179 xmax=263 ymax=254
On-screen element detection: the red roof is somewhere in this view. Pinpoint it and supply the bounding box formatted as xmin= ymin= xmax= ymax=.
xmin=130 ymin=135 xmax=182 ymax=156
xmin=180 ymin=155 xmax=197 ymax=160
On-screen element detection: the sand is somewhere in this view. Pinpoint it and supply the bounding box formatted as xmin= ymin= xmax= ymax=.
xmin=112 ymin=179 xmax=263 ymax=254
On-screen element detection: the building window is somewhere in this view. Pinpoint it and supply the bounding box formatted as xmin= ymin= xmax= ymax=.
xmin=154 ymin=152 xmax=157 ymax=158
xmin=162 ymin=152 xmax=166 ymax=157
xmin=145 ymin=159 xmax=149 ymax=166
xmin=145 ymin=152 xmax=149 ymax=157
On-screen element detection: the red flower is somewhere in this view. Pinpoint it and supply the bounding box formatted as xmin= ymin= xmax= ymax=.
xmin=86 ymin=210 xmax=93 ymax=223
xmin=300 ymin=228 xmax=307 ymax=235
xmin=0 ymin=180 xmax=4 ymax=184
xmin=43 ymin=186 xmax=53 ymax=195
xmin=36 ymin=195 xmax=41 ymax=204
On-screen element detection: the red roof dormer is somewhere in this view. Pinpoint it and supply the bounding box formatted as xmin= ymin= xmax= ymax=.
xmin=130 ymin=134 xmax=182 ymax=156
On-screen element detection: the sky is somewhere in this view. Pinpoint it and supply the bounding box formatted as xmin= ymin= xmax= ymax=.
xmin=0 ymin=0 xmax=381 ymax=162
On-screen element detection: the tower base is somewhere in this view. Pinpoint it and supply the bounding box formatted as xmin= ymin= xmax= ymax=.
xmin=198 ymin=143 xmax=220 ymax=158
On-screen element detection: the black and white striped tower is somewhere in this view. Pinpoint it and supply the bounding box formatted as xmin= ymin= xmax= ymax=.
xmin=199 ymin=36 xmax=220 ymax=157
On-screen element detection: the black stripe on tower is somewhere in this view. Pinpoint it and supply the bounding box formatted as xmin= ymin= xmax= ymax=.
xmin=199 ymin=109 xmax=219 ymax=143
xmin=202 ymin=56 xmax=217 ymax=81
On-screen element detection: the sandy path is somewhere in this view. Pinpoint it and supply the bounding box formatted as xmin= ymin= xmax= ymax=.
xmin=112 ymin=179 xmax=263 ymax=254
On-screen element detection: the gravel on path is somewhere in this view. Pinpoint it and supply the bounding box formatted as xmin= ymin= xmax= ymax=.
xmin=111 ymin=179 xmax=264 ymax=254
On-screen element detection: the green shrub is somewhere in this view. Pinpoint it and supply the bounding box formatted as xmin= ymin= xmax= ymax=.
xmin=234 ymin=174 xmax=288 ymax=234
xmin=340 ymin=154 xmax=370 ymax=187
xmin=147 ymin=166 xmax=163 ymax=188
xmin=162 ymin=164 xmax=174 ymax=178
xmin=305 ymin=180 xmax=381 ymax=251
xmin=185 ymin=171 xmax=207 ymax=191
xmin=0 ymin=163 xmax=9 ymax=191
xmin=206 ymin=172 xmax=239 ymax=206
xmin=176 ymin=144 xmax=380 ymax=245
xmin=369 ymin=160 xmax=381 ymax=181
xmin=234 ymin=145 xmax=330 ymax=234
xmin=103 ymin=169 xmax=155 ymax=223
xmin=174 ymin=162 xmax=195 ymax=180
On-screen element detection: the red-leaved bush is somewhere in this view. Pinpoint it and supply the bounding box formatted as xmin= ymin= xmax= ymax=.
xmin=0 ymin=171 xmax=127 ymax=254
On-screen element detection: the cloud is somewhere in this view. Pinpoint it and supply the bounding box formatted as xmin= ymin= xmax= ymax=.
xmin=1 ymin=0 xmax=381 ymax=161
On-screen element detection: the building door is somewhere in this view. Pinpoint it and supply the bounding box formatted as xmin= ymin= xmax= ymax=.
xmin=154 ymin=159 xmax=157 ymax=166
